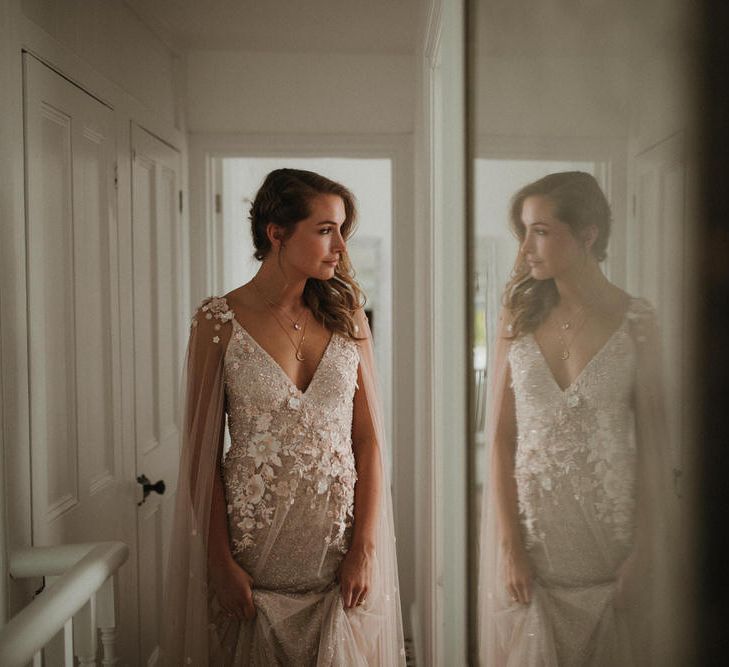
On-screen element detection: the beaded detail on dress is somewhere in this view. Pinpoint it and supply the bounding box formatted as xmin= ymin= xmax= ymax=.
xmin=509 ymin=298 xmax=653 ymax=555
xmin=223 ymin=317 xmax=360 ymax=558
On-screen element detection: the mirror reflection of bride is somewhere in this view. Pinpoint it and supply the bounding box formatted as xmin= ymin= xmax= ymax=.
xmin=478 ymin=172 xmax=669 ymax=665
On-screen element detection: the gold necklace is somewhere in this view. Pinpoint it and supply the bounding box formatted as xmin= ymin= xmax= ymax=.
xmin=554 ymin=306 xmax=590 ymax=360
xmin=556 ymin=303 xmax=586 ymax=331
xmin=268 ymin=302 xmax=309 ymax=362
xmin=251 ymin=279 xmax=308 ymax=361
xmin=553 ymin=281 xmax=610 ymax=360
xmin=251 ymin=278 xmax=305 ymax=331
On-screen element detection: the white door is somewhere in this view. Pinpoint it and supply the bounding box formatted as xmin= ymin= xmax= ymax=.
xmin=633 ymin=132 xmax=692 ymax=663
xmin=634 ymin=132 xmax=687 ymax=474
xmin=23 ymin=54 xmax=138 ymax=662
xmin=130 ymin=124 xmax=183 ymax=665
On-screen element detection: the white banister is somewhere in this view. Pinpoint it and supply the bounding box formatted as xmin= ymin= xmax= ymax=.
xmin=0 ymin=541 xmax=128 ymax=667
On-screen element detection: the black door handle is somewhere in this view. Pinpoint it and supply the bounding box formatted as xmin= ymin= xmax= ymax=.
xmin=137 ymin=474 xmax=166 ymax=506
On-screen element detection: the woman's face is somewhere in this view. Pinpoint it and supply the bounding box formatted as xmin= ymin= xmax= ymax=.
xmin=519 ymin=195 xmax=587 ymax=281
xmin=276 ymin=193 xmax=347 ymax=281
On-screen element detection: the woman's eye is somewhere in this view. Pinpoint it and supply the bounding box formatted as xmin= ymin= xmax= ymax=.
xmin=320 ymin=228 xmax=332 ymax=235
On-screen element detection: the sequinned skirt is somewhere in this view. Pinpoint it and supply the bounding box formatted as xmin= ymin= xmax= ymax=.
xmin=208 ymin=464 xmax=381 ymax=666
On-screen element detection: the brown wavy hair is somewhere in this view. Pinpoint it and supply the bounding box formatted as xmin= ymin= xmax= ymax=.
xmin=249 ymin=168 xmax=365 ymax=339
xmin=503 ymin=171 xmax=612 ymax=338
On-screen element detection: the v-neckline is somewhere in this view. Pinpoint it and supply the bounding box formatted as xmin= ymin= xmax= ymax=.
xmin=231 ymin=317 xmax=334 ymax=395
xmin=529 ymin=303 xmax=631 ymax=394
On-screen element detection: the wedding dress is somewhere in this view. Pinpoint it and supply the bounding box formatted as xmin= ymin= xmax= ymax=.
xmin=161 ymin=296 xmax=405 ymax=666
xmin=479 ymin=297 xmax=670 ymax=666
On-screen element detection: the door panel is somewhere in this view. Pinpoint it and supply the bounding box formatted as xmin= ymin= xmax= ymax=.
xmin=131 ymin=124 xmax=182 ymax=665
xmin=633 ymin=129 xmax=691 ymax=667
xmin=33 ymin=102 xmax=79 ymax=519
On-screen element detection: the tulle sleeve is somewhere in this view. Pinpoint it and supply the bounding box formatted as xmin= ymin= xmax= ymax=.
xmin=626 ymin=298 xmax=677 ymax=665
xmin=160 ymin=296 xmax=234 ymax=666
xmin=477 ymin=308 xmax=518 ymax=666
xmin=351 ymin=308 xmax=407 ymax=665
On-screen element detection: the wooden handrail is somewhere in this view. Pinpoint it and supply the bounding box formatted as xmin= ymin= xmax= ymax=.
xmin=0 ymin=541 xmax=128 ymax=667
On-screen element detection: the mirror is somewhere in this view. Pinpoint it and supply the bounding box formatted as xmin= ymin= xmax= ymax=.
xmin=468 ymin=0 xmax=699 ymax=663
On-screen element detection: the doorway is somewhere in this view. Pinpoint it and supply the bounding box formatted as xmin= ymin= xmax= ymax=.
xmin=218 ymin=156 xmax=394 ymax=450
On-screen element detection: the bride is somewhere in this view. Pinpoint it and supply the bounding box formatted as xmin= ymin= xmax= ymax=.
xmin=478 ymin=172 xmax=669 ymax=665
xmin=161 ymin=168 xmax=405 ymax=665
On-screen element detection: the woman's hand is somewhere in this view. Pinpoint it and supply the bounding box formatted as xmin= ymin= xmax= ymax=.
xmin=503 ymin=544 xmax=534 ymax=605
xmin=210 ymin=557 xmax=256 ymax=621
xmin=338 ymin=543 xmax=374 ymax=609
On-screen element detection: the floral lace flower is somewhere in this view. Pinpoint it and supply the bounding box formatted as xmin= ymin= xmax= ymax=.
xmin=244 ymin=475 xmax=265 ymax=505
xmin=203 ymin=296 xmax=234 ymax=321
xmin=248 ymin=433 xmax=282 ymax=469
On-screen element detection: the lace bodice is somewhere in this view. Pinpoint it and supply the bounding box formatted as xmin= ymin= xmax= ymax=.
xmin=198 ymin=296 xmax=361 ymax=586
xmin=509 ymin=299 xmax=652 ymax=558
xmin=223 ymin=319 xmax=360 ymax=555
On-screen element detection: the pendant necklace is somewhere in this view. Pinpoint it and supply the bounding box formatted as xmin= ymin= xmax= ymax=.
xmin=268 ymin=302 xmax=309 ymax=362
xmin=554 ymin=305 xmax=589 ymax=360
xmin=252 ymin=278 xmax=308 ymax=361
xmin=554 ymin=276 xmax=610 ymax=360
xmin=251 ymin=277 xmax=305 ymax=331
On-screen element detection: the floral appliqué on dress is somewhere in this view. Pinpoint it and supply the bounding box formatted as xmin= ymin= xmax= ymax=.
xmin=509 ymin=299 xmax=653 ymax=549
xmin=201 ymin=297 xmax=360 ymax=558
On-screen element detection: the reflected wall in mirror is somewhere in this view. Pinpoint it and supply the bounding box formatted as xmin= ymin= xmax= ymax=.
xmin=468 ymin=1 xmax=699 ymax=664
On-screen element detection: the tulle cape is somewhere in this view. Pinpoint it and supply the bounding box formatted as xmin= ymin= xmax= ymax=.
xmin=477 ymin=298 xmax=676 ymax=666
xmin=160 ymin=298 xmax=405 ymax=665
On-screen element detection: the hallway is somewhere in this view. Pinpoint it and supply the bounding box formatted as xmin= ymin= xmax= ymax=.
xmin=0 ymin=1 xmax=468 ymax=664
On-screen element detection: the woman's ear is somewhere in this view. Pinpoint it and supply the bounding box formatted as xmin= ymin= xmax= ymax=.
xmin=582 ymin=224 xmax=599 ymax=253
xmin=266 ymin=223 xmax=285 ymax=248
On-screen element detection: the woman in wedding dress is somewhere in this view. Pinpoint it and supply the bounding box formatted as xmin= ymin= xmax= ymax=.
xmin=161 ymin=169 xmax=405 ymax=665
xmin=478 ymin=172 xmax=669 ymax=666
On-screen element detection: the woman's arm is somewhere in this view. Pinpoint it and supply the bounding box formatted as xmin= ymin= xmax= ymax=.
xmin=339 ymin=362 xmax=381 ymax=609
xmin=491 ymin=361 xmax=533 ymax=604
xmin=207 ymin=457 xmax=256 ymax=621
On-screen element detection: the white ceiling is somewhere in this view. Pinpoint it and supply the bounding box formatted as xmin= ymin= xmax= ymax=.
xmin=125 ymin=0 xmax=421 ymax=55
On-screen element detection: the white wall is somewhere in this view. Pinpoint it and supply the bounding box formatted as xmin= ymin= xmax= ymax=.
xmin=474 ymin=55 xmax=630 ymax=139
xmin=20 ymin=0 xmax=182 ymax=129
xmin=186 ymin=50 xmax=415 ymax=134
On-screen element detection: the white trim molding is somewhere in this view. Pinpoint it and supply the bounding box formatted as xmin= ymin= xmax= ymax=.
xmin=413 ymin=0 xmax=468 ymax=664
